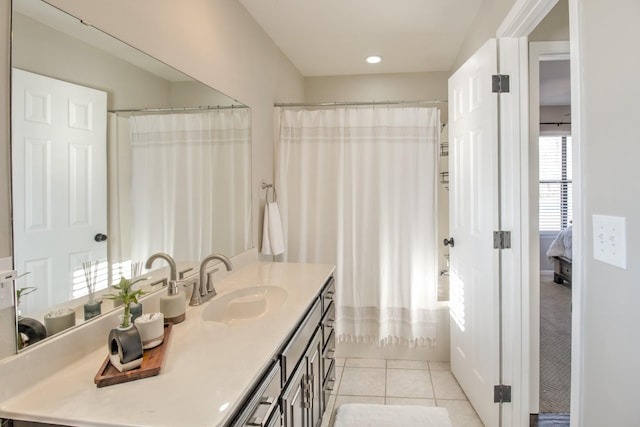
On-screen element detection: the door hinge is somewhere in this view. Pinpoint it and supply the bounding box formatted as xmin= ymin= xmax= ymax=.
xmin=493 ymin=231 xmax=511 ymax=249
xmin=492 ymin=74 xmax=510 ymax=93
xmin=494 ymin=384 xmax=512 ymax=403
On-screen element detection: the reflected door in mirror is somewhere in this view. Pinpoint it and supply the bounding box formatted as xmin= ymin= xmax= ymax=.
xmin=12 ymin=69 xmax=108 ymax=315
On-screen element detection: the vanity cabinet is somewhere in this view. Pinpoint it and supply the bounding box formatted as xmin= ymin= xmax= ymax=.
xmin=229 ymin=276 xmax=335 ymax=427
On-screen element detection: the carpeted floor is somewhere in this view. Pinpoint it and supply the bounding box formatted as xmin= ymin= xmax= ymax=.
xmin=539 ymin=272 xmax=572 ymax=413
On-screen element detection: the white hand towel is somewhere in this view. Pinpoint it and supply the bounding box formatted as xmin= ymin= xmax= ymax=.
xmin=261 ymin=202 xmax=285 ymax=256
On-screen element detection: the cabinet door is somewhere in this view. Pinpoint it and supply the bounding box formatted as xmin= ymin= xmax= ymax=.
xmin=282 ymin=360 xmax=308 ymax=427
xmin=307 ymin=329 xmax=323 ymax=427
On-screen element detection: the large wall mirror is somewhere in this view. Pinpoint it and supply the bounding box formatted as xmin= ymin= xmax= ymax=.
xmin=7 ymin=0 xmax=252 ymax=355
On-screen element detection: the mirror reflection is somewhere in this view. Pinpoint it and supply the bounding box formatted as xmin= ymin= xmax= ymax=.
xmin=10 ymin=0 xmax=252 ymax=352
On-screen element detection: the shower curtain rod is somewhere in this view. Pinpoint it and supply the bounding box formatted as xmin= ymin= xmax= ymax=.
xmin=274 ymin=99 xmax=447 ymax=108
xmin=109 ymin=104 xmax=248 ymax=113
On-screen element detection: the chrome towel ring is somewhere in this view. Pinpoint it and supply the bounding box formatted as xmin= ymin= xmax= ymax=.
xmin=261 ymin=182 xmax=277 ymax=203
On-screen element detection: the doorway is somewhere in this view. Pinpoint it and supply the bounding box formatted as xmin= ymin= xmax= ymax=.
xmin=529 ymin=41 xmax=572 ymax=420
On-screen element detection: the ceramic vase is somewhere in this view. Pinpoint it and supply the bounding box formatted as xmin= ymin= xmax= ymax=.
xmin=43 ymin=308 xmax=76 ymax=336
xmin=83 ymin=300 xmax=102 ymax=321
xmin=108 ymin=318 xmax=143 ymax=372
xmin=134 ymin=312 xmax=164 ymax=349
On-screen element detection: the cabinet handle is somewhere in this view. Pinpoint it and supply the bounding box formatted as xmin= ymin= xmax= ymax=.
xmin=325 ymin=349 xmax=335 ymax=358
xmin=303 ymin=374 xmax=311 ymax=409
xmin=325 ymin=378 xmax=336 ymax=392
xmin=324 ymin=291 xmax=335 ymax=298
xmin=324 ymin=318 xmax=335 ymax=328
xmin=247 ymin=396 xmax=279 ymax=426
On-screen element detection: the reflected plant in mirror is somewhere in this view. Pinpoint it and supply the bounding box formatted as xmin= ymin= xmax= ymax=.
xmin=6 ymin=0 xmax=252 ymax=357
xmin=15 ymin=274 xmax=35 ymax=318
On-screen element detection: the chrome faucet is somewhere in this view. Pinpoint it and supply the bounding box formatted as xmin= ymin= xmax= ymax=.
xmin=144 ymin=253 xmax=177 ymax=281
xmin=190 ymin=254 xmax=233 ymax=306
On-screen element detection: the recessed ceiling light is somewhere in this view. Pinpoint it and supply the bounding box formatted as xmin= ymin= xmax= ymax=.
xmin=366 ymin=55 xmax=382 ymax=64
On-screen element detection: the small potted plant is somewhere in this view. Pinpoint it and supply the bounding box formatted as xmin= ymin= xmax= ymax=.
xmin=104 ymin=276 xmax=148 ymax=329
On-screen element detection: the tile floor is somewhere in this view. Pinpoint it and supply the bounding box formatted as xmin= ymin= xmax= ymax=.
xmin=320 ymin=358 xmax=484 ymax=427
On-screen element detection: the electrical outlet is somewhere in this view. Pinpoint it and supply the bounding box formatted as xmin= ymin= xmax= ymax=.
xmin=0 ymin=270 xmax=17 ymax=310
xmin=593 ymin=215 xmax=627 ymax=269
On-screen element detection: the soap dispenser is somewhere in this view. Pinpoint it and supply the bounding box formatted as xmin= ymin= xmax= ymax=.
xmin=160 ymin=280 xmax=186 ymax=324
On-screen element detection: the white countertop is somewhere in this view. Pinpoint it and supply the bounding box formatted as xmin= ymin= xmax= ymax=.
xmin=0 ymin=262 xmax=335 ymax=427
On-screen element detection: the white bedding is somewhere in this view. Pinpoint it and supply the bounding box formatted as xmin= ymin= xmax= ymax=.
xmin=546 ymin=225 xmax=572 ymax=260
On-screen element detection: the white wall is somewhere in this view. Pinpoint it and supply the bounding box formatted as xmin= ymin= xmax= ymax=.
xmin=452 ymin=0 xmax=519 ymax=71
xmin=305 ymin=71 xmax=449 ymax=118
xmin=529 ymin=0 xmax=569 ymax=42
xmin=540 ymin=105 xmax=571 ymax=135
xmin=572 ymin=0 xmax=640 ymax=425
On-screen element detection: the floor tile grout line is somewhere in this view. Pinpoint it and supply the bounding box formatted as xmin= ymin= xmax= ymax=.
xmin=384 ymin=359 xmax=388 ymax=402
xmin=429 ymin=365 xmax=440 ymax=406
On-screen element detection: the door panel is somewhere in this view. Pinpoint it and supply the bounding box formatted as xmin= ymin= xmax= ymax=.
xmin=282 ymin=359 xmax=308 ymax=427
xmin=448 ymin=38 xmax=500 ymax=427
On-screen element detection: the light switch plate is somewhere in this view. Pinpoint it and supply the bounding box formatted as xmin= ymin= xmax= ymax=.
xmin=0 ymin=270 xmax=17 ymax=310
xmin=593 ymin=215 xmax=627 ymax=269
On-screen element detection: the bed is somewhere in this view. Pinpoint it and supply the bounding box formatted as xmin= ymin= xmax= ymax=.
xmin=546 ymin=226 xmax=572 ymax=286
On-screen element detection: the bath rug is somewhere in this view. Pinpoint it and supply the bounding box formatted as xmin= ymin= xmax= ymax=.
xmin=333 ymin=403 xmax=453 ymax=427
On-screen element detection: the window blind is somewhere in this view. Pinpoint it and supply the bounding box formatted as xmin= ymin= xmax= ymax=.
xmin=539 ymin=135 xmax=572 ymax=231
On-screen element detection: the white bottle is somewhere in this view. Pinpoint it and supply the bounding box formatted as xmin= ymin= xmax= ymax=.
xmin=160 ymin=280 xmax=186 ymax=324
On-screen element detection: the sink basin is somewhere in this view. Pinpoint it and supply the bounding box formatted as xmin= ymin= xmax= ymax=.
xmin=201 ymin=286 xmax=287 ymax=325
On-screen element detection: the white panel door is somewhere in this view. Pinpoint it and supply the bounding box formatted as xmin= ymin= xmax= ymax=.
xmin=12 ymin=69 xmax=107 ymax=314
xmin=448 ymin=39 xmax=500 ymax=426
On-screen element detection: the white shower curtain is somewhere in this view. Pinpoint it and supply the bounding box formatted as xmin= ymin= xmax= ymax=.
xmin=128 ymin=109 xmax=251 ymax=264
xmin=275 ymin=107 xmax=440 ymax=346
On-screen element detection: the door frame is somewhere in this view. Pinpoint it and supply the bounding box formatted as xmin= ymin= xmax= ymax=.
xmin=493 ymin=0 xmax=584 ymax=425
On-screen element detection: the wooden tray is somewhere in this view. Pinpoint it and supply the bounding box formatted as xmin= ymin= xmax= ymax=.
xmin=94 ymin=323 xmax=173 ymax=388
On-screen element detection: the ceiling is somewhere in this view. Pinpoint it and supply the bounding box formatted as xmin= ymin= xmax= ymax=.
xmin=238 ymin=0 xmax=484 ymax=77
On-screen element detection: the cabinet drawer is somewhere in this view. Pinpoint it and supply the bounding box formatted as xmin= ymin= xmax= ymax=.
xmin=321 ymin=277 xmax=335 ymax=312
xmin=232 ymin=361 xmax=281 ymax=427
xmin=280 ymin=298 xmax=322 ymax=385
xmin=323 ymin=328 xmax=335 ymax=358
xmin=322 ymin=349 xmax=335 ymax=384
xmin=322 ymin=358 xmax=336 ymax=409
xmin=321 ymin=301 xmax=335 ymax=347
